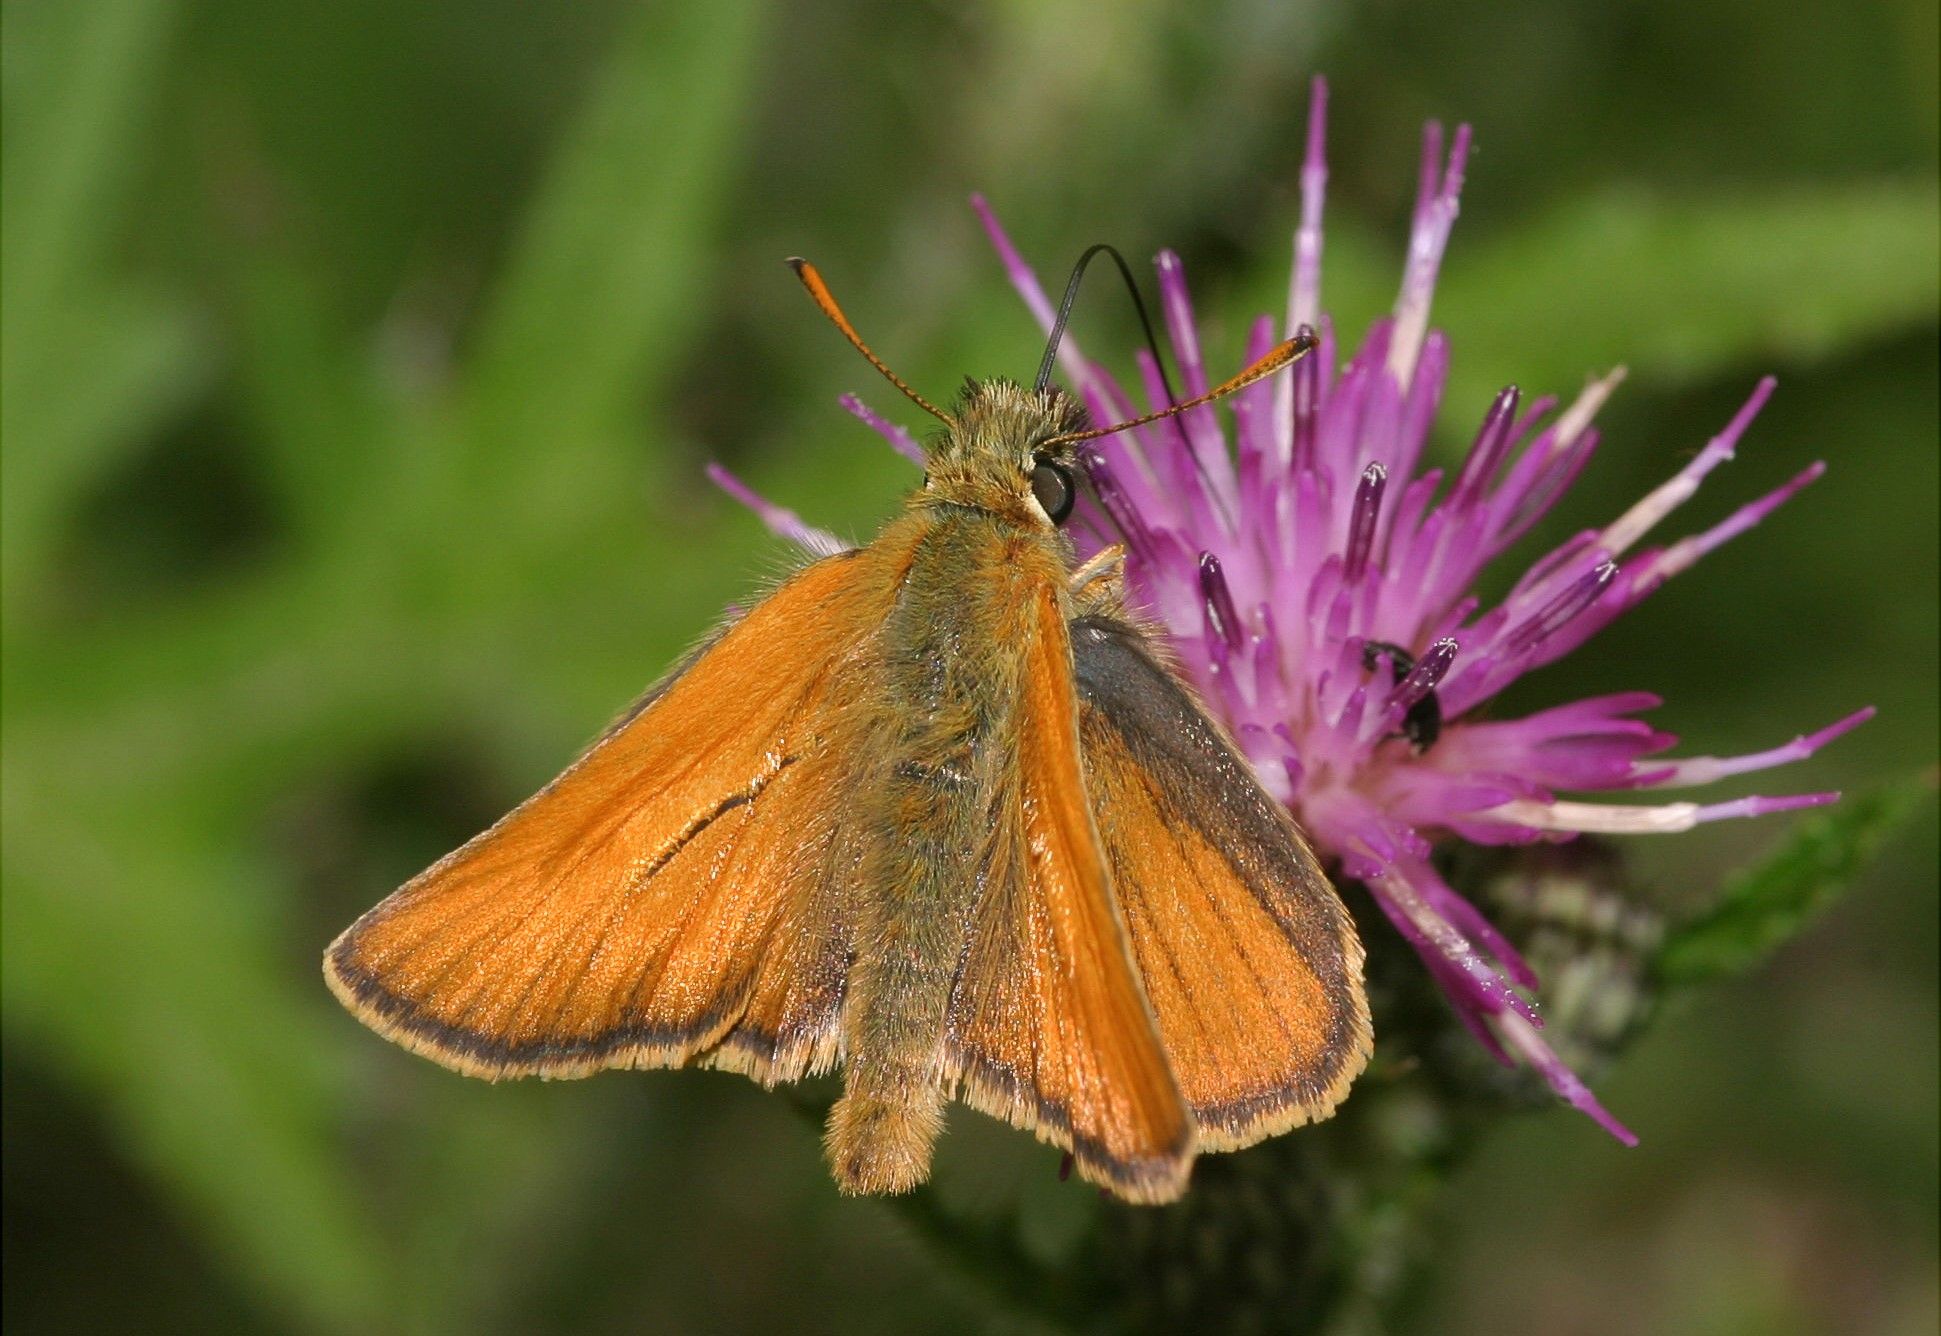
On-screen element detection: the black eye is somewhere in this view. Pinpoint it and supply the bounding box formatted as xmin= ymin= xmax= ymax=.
xmin=1030 ymin=455 xmax=1075 ymax=525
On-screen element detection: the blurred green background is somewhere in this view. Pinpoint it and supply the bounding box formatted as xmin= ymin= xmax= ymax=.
xmin=4 ymin=1 xmax=1936 ymax=1333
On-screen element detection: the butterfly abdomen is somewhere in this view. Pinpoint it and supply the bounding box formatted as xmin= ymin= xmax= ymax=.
xmin=826 ymin=513 xmax=1061 ymax=1194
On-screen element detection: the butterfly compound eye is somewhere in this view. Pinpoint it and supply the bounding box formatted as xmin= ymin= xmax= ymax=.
xmin=1030 ymin=456 xmax=1076 ymax=525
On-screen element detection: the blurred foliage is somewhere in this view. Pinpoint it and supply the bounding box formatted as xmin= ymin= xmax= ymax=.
xmin=2 ymin=2 xmax=1935 ymax=1334
xmin=1657 ymin=783 xmax=1931 ymax=991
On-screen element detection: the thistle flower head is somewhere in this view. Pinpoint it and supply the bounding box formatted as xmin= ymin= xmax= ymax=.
xmin=717 ymin=80 xmax=1868 ymax=1143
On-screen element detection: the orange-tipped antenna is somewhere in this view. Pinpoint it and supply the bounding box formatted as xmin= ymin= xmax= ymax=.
xmin=787 ymin=258 xmax=951 ymax=424
xmin=1041 ymin=328 xmax=1319 ymax=448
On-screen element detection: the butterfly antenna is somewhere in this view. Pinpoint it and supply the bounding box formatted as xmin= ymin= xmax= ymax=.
xmin=1034 ymin=244 xmax=1181 ymax=409
xmin=1041 ymin=327 xmax=1318 ymax=449
xmin=1034 ymin=242 xmax=1232 ymax=524
xmin=787 ymin=258 xmax=952 ymax=424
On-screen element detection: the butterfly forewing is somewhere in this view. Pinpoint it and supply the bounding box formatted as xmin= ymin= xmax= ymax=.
xmin=1071 ymin=614 xmax=1371 ymax=1148
xmin=946 ymin=581 xmax=1194 ymax=1203
xmin=324 ymin=543 xmax=916 ymax=1084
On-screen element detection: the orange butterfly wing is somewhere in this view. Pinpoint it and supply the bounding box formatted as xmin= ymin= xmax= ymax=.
xmin=946 ymin=580 xmax=1194 ymax=1203
xmin=1070 ymin=614 xmax=1370 ymax=1150
xmin=324 ymin=543 xmax=912 ymax=1084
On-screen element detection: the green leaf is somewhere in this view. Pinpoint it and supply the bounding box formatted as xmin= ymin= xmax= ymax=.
xmin=0 ymin=292 xmax=204 ymax=617
xmin=0 ymin=0 xmax=194 ymax=613
xmin=1233 ymin=180 xmax=1941 ymax=414
xmin=1654 ymin=778 xmax=1933 ymax=989
xmin=0 ymin=0 xmax=176 ymax=362
xmin=0 ymin=785 xmax=394 ymax=1334
xmin=223 ymin=246 xmax=401 ymax=544
xmin=1435 ymin=180 xmax=1941 ymax=403
xmin=461 ymin=0 xmax=765 ymax=490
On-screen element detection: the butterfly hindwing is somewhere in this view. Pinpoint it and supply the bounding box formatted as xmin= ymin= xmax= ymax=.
xmin=1070 ymin=613 xmax=1371 ymax=1149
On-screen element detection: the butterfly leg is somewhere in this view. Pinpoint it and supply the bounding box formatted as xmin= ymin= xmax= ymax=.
xmin=1067 ymin=543 xmax=1127 ymax=609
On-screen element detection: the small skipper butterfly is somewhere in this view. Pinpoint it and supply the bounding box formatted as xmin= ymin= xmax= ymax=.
xmin=325 ymin=255 xmax=1370 ymax=1203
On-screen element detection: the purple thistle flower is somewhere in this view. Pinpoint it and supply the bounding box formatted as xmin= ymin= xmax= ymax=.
xmin=720 ymin=80 xmax=1869 ymax=1144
